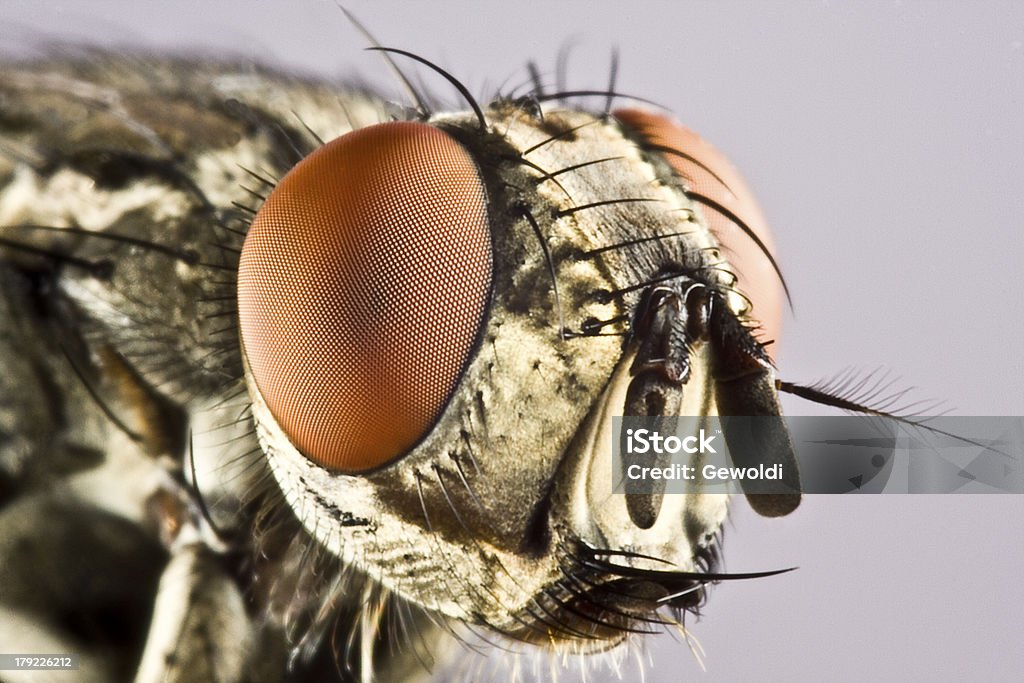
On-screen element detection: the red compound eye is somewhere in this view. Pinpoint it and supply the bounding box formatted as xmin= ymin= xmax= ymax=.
xmin=237 ymin=121 xmax=492 ymax=472
xmin=614 ymin=108 xmax=783 ymax=355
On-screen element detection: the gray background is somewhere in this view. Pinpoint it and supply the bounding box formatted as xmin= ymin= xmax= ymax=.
xmin=4 ymin=1 xmax=1022 ymax=680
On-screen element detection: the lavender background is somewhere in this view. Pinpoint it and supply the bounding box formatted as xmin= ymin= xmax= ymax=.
xmin=4 ymin=1 xmax=1022 ymax=680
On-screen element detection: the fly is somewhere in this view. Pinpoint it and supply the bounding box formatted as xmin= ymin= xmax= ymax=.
xmin=0 ymin=13 xmax=1003 ymax=683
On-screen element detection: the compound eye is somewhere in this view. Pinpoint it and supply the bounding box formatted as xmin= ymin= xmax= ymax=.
xmin=237 ymin=121 xmax=492 ymax=472
xmin=614 ymin=108 xmax=783 ymax=353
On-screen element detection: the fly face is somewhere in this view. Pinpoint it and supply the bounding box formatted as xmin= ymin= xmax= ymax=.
xmin=237 ymin=91 xmax=800 ymax=639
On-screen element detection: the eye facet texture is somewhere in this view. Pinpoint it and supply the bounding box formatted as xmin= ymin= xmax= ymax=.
xmin=614 ymin=108 xmax=783 ymax=351
xmin=238 ymin=121 xmax=491 ymax=472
